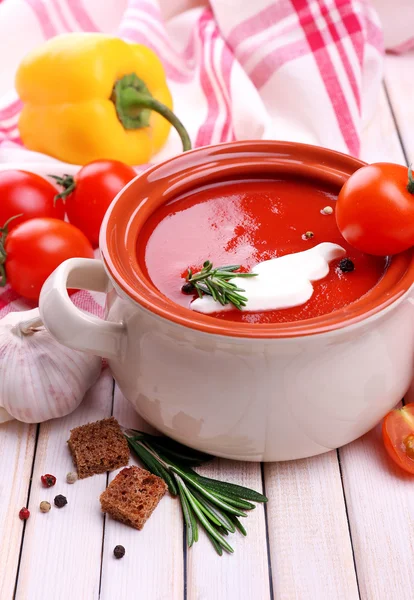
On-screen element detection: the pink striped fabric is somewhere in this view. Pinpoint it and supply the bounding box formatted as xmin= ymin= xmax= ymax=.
xmin=0 ymin=0 xmax=408 ymax=315
xmin=0 ymin=0 xmax=385 ymax=157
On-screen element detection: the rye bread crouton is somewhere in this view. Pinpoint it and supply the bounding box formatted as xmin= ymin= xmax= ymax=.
xmin=100 ymin=466 xmax=167 ymax=530
xmin=68 ymin=417 xmax=129 ymax=479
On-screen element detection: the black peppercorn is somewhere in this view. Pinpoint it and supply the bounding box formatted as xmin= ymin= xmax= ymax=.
xmin=181 ymin=282 xmax=195 ymax=294
xmin=114 ymin=545 xmax=125 ymax=559
xmin=338 ymin=258 xmax=355 ymax=273
xmin=54 ymin=494 xmax=67 ymax=508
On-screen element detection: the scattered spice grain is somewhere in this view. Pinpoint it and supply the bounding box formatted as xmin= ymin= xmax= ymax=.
xmin=19 ymin=507 xmax=30 ymax=520
xmin=114 ymin=545 xmax=125 ymax=559
xmin=41 ymin=474 xmax=56 ymax=488
xmin=338 ymin=258 xmax=355 ymax=273
xmin=54 ymin=494 xmax=68 ymax=508
xmin=40 ymin=501 xmax=51 ymax=513
xmin=66 ymin=471 xmax=78 ymax=484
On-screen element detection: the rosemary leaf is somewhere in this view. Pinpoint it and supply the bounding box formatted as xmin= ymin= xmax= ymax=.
xmin=129 ymin=431 xmax=213 ymax=465
xmin=149 ymin=443 xmax=211 ymax=467
xmin=213 ymin=279 xmax=239 ymax=291
xmin=213 ymin=264 xmax=240 ymax=272
xmin=189 ymin=491 xmax=223 ymax=528
xmin=181 ymin=484 xmax=234 ymax=554
xmin=202 ymin=489 xmax=256 ymax=511
xmin=191 ymin=490 xmax=236 ymax=533
xmin=196 ymin=282 xmax=211 ymax=296
xmin=195 ymin=475 xmax=268 ymax=503
xmin=230 ymin=516 xmax=247 ymax=536
xmin=170 ymin=466 xmax=247 ymax=518
xmin=177 ymin=478 xmax=196 ymax=547
xmin=215 ymin=271 xmax=257 ymax=278
xmin=205 ymin=530 xmax=224 ymax=556
xmin=205 ymin=279 xmax=218 ymax=302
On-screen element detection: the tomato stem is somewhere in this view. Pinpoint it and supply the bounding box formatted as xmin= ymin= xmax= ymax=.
xmin=49 ymin=174 xmax=76 ymax=204
xmin=407 ymin=165 xmax=414 ymax=194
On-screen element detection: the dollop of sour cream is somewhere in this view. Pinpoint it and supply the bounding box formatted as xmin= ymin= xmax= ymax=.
xmin=190 ymin=242 xmax=346 ymax=314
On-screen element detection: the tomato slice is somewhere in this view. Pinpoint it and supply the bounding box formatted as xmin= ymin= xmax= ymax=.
xmin=382 ymin=403 xmax=414 ymax=474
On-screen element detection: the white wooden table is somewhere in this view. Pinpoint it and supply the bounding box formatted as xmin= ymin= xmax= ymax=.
xmin=1 ymin=54 xmax=414 ymax=600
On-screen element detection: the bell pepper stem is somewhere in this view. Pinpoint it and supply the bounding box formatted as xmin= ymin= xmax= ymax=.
xmin=112 ymin=73 xmax=192 ymax=153
xmin=124 ymin=92 xmax=191 ymax=152
xmin=407 ymin=165 xmax=414 ymax=194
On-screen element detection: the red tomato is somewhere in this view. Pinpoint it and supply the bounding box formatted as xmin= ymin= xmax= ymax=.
xmin=336 ymin=163 xmax=414 ymax=256
xmin=57 ymin=160 xmax=136 ymax=248
xmin=0 ymin=170 xmax=65 ymax=230
xmin=382 ymin=403 xmax=414 ymax=475
xmin=4 ymin=218 xmax=94 ymax=301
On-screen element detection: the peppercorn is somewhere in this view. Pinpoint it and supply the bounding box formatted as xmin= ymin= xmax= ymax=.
xmin=41 ymin=474 xmax=56 ymax=488
xmin=54 ymin=494 xmax=67 ymax=508
xmin=321 ymin=206 xmax=333 ymax=215
xmin=302 ymin=231 xmax=314 ymax=240
xmin=181 ymin=282 xmax=195 ymax=295
xmin=113 ymin=545 xmax=125 ymax=559
xmin=338 ymin=258 xmax=355 ymax=273
xmin=39 ymin=501 xmax=51 ymax=513
xmin=19 ymin=507 xmax=30 ymax=520
xmin=66 ymin=471 xmax=78 ymax=484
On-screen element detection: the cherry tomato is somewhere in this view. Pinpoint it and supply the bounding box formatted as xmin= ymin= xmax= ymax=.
xmin=56 ymin=160 xmax=136 ymax=248
xmin=336 ymin=163 xmax=414 ymax=256
xmin=0 ymin=170 xmax=65 ymax=230
xmin=4 ymin=218 xmax=94 ymax=301
xmin=382 ymin=403 xmax=414 ymax=475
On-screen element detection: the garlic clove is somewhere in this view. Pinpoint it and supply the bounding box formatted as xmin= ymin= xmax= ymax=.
xmin=0 ymin=309 xmax=102 ymax=423
xmin=0 ymin=406 xmax=14 ymax=423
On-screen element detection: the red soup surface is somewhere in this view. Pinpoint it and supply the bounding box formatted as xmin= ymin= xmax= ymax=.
xmin=138 ymin=179 xmax=388 ymax=324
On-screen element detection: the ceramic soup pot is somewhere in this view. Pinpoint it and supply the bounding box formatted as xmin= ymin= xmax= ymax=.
xmin=39 ymin=141 xmax=414 ymax=461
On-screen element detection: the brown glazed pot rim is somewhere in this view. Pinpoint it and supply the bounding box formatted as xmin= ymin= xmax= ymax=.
xmin=100 ymin=141 xmax=414 ymax=339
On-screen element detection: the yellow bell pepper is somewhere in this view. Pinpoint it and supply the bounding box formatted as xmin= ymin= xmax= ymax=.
xmin=15 ymin=33 xmax=191 ymax=165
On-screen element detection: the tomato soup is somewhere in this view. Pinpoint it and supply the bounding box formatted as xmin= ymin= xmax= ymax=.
xmin=137 ymin=179 xmax=387 ymax=324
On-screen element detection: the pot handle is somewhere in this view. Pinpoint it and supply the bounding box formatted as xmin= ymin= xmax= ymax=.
xmin=39 ymin=258 xmax=126 ymax=360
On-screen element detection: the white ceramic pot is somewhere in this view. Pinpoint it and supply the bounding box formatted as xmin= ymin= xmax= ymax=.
xmin=39 ymin=142 xmax=414 ymax=461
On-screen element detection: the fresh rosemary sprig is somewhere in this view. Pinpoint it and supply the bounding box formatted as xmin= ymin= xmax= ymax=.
xmin=181 ymin=260 xmax=257 ymax=310
xmin=125 ymin=430 xmax=268 ymax=555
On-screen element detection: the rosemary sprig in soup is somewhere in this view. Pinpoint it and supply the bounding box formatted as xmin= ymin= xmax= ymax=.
xmin=181 ymin=260 xmax=257 ymax=310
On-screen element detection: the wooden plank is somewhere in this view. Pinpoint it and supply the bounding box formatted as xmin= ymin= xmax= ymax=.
xmin=264 ymin=452 xmax=359 ymax=600
xmin=187 ymin=461 xmax=271 ymax=600
xmin=340 ymin=424 xmax=414 ymax=600
xmin=99 ymin=386 xmax=184 ymax=600
xmin=14 ymin=369 xmax=114 ymax=600
xmin=337 ymin=76 xmax=414 ymax=600
xmin=0 ymin=420 xmax=36 ymax=599
xmin=384 ymin=53 xmax=414 ymax=161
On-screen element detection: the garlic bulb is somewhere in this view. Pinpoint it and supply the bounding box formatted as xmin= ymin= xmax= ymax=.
xmin=0 ymin=309 xmax=102 ymax=423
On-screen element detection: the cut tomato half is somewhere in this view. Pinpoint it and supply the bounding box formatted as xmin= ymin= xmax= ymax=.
xmin=382 ymin=403 xmax=414 ymax=474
